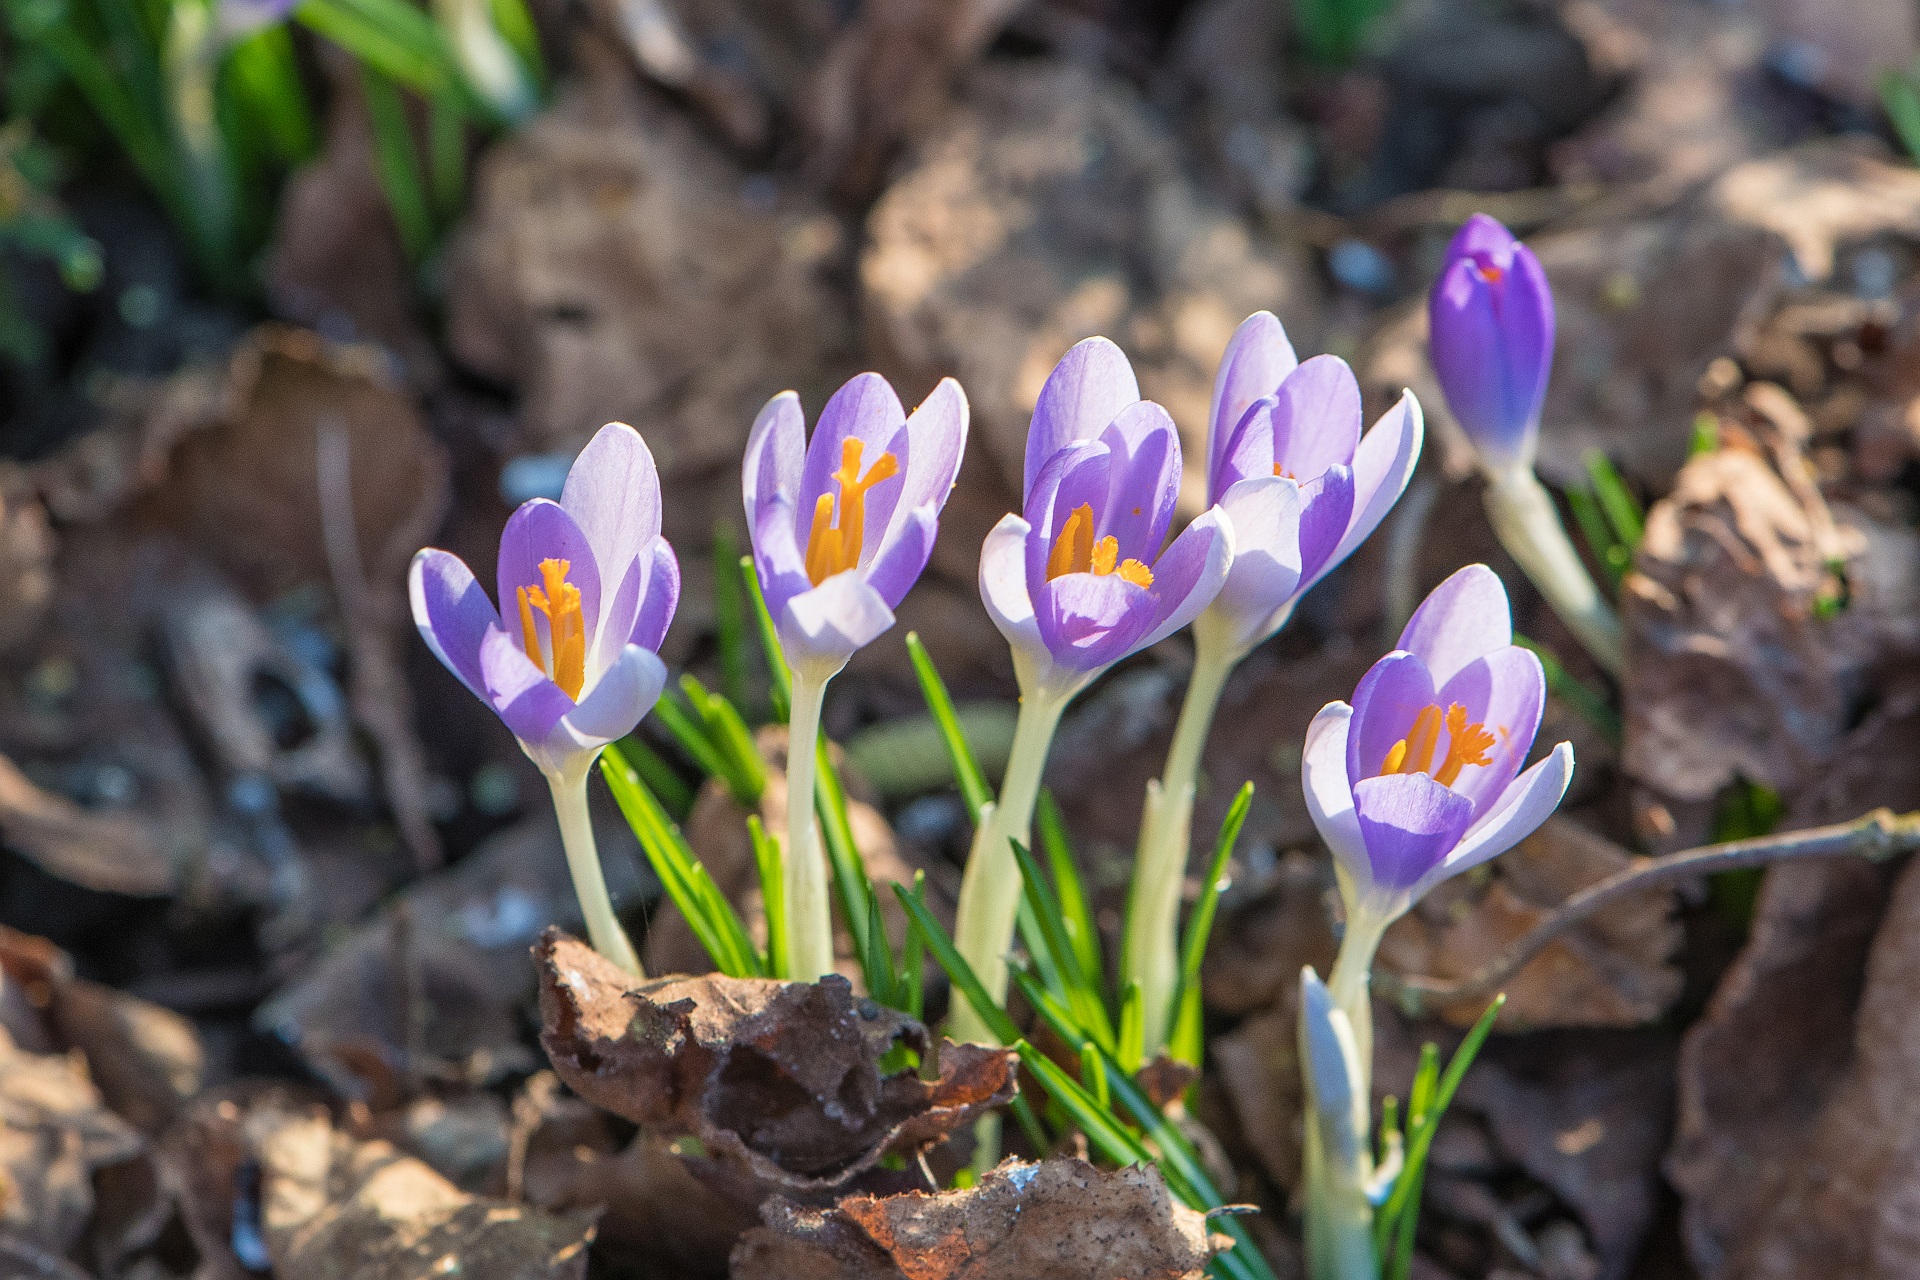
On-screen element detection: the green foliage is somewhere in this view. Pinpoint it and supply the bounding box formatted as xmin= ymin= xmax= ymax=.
xmin=0 ymin=120 xmax=101 ymax=362
xmin=1565 ymin=449 xmax=1643 ymax=593
xmin=1883 ymin=65 xmax=1920 ymax=164
xmin=1371 ymin=995 xmax=1505 ymax=1279
xmin=1293 ymin=0 xmax=1395 ymax=68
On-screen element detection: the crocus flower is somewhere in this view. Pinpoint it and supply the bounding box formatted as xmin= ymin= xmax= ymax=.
xmin=744 ymin=373 xmax=969 ymax=680
xmin=215 ymin=0 xmax=295 ymax=39
xmin=411 ymin=422 xmax=678 ymax=780
xmin=980 ymin=337 xmax=1234 ymax=696
xmin=1427 ymin=214 xmax=1554 ymax=471
xmin=1303 ymin=563 xmax=1573 ymax=923
xmin=1200 ymin=311 xmax=1423 ymax=656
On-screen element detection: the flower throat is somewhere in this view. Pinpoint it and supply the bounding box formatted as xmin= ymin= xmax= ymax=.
xmin=1380 ymin=702 xmax=1495 ymax=787
xmin=805 ymin=437 xmax=899 ymax=585
xmin=1046 ymin=503 xmax=1153 ymax=588
xmin=518 ymin=558 xmax=586 ymax=700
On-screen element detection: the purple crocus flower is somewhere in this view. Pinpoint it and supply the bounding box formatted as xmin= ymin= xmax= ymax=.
xmin=410 ymin=423 xmax=679 ymax=778
xmin=980 ymin=337 xmax=1233 ymax=691
xmin=1201 ymin=312 xmax=1423 ymax=655
xmin=744 ymin=373 xmax=968 ymax=676
xmin=216 ymin=0 xmax=296 ymax=39
xmin=1427 ymin=214 xmax=1555 ymax=471
xmin=1302 ymin=563 xmax=1573 ymax=918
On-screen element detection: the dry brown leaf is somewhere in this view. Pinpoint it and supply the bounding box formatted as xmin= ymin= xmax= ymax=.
xmin=1376 ymin=817 xmax=1683 ymax=1030
xmin=0 ymin=1025 xmax=146 ymax=1255
xmin=730 ymin=1157 xmax=1226 ymax=1280
xmin=536 ymin=931 xmax=1015 ymax=1190
xmin=0 ymin=750 xmax=176 ymax=898
xmin=1750 ymin=0 xmax=1919 ymax=108
xmin=862 ymin=61 xmax=1322 ymax=522
xmin=1711 ymin=142 xmax=1920 ymax=284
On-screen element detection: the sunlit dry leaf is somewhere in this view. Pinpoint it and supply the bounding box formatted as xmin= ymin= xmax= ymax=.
xmin=537 ymin=931 xmax=1016 ymax=1190
xmin=0 ymin=1026 xmax=146 ymax=1255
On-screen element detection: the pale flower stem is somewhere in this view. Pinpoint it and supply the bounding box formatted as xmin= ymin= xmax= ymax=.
xmin=1480 ymin=463 xmax=1624 ymax=676
xmin=1308 ymin=913 xmax=1391 ymax=1280
xmin=546 ymin=763 xmax=643 ymax=977
xmin=782 ymin=668 xmax=836 ymax=982
xmin=1122 ymin=627 xmax=1237 ymax=1056
xmin=949 ymin=685 xmax=1072 ymax=1045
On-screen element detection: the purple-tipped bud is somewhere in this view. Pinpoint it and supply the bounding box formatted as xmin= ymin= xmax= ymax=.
xmin=1427 ymin=215 xmax=1555 ymax=471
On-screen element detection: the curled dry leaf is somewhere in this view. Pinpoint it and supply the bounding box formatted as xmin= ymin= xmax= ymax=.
xmin=536 ymin=930 xmax=1017 ymax=1190
xmin=1622 ymin=383 xmax=1900 ymax=808
xmin=1376 ymin=816 xmax=1683 ymax=1030
xmin=730 ymin=1157 xmax=1227 ymax=1280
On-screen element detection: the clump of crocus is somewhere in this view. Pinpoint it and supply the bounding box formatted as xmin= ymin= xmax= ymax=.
xmin=955 ymin=336 xmax=1233 ymax=1045
xmin=1121 ymin=312 xmax=1423 ymax=1056
xmin=1428 ymin=214 xmax=1622 ymax=674
xmin=1296 ymin=564 xmax=1572 ymax=1275
xmin=411 ymin=423 xmax=678 ymax=976
xmin=744 ymin=373 xmax=968 ymax=981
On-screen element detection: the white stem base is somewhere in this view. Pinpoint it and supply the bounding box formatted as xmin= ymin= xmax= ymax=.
xmin=547 ymin=761 xmax=642 ymax=977
xmin=782 ymin=666 xmax=837 ymax=982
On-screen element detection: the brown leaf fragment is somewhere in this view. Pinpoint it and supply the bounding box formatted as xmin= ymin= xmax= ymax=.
xmin=0 ymin=1025 xmax=146 ymax=1255
xmin=535 ymin=931 xmax=1016 ymax=1190
xmin=731 ymin=1157 xmax=1226 ymax=1280
xmin=239 ymin=1096 xmax=597 ymax=1280
xmin=1376 ymin=817 xmax=1683 ymax=1029
xmin=0 ymin=750 xmax=175 ymax=898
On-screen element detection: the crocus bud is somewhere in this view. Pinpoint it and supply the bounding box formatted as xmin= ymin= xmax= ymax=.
xmin=1427 ymin=214 xmax=1554 ymax=471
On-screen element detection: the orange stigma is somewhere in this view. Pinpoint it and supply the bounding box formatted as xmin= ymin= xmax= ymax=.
xmin=805 ymin=437 xmax=899 ymax=585
xmin=1380 ymin=702 xmax=1495 ymax=787
xmin=1045 ymin=503 xmax=1153 ymax=588
xmin=1477 ymin=262 xmax=1504 ymax=285
xmin=517 ymin=558 xmax=587 ymax=700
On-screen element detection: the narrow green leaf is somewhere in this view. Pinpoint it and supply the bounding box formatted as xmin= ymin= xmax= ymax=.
xmin=1167 ymin=782 xmax=1252 ymax=1067
xmin=740 ymin=555 xmax=791 ymax=721
xmin=613 ymin=733 xmax=694 ymax=817
xmin=1079 ymin=1041 xmax=1109 ymax=1110
xmin=652 ymin=691 xmax=732 ymax=785
xmin=1013 ymin=1042 xmax=1155 ymax=1169
xmin=487 ymin=0 xmax=545 ymax=85
xmin=859 ymin=877 xmax=897 ymax=1009
xmin=224 ymin=25 xmax=317 ymax=164
xmin=815 ymin=738 xmax=879 ymax=989
xmin=295 ymin=0 xmax=455 ymax=98
xmin=1565 ymin=482 xmax=1627 ymax=591
xmin=747 ymin=815 xmax=785 ymax=979
xmin=1012 ymin=839 xmax=1114 ymax=1049
xmin=901 ymin=871 xmax=926 ymax=1021
xmin=1117 ymin=982 xmax=1145 ymax=1074
xmin=427 ymin=92 xmax=464 ymax=218
xmin=1583 ymin=449 xmax=1644 ymax=551
xmin=713 ymin=525 xmax=750 ymax=711
xmin=904 ymin=631 xmax=990 ymax=821
xmin=1009 ymin=1093 xmax=1051 ymax=1157
xmin=892 ymin=883 xmax=1020 ymax=1045
xmin=359 ymin=65 xmax=434 ymax=263
xmin=1036 ymin=790 xmax=1103 ymax=986
xmin=680 ymin=673 xmax=764 ymax=805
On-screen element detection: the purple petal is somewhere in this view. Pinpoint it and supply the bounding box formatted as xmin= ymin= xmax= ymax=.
xmin=1353 ymin=772 xmax=1476 ymax=893
xmin=781 ymin=572 xmax=896 ymax=669
xmin=1269 ymin=355 xmax=1362 ymax=483
xmin=1421 ymin=742 xmax=1573 ymax=897
xmin=1428 ymin=217 xmax=1554 ymax=469
xmin=593 ymin=556 xmax=645 ymax=680
xmin=745 ymin=391 xmax=806 ymax=530
xmin=877 ymin=377 xmax=968 ymax=552
xmin=1207 ymin=477 xmax=1304 ymax=654
xmin=561 ymin=423 xmax=661 ymax=601
xmin=753 ymin=494 xmax=814 ymax=630
xmin=630 ymin=539 xmax=680 ymax=653
xmin=1025 ymin=442 xmax=1112 ymax=593
xmin=1217 ymin=395 xmax=1280 ymax=497
xmin=865 ymin=506 xmax=936 ymax=610
xmin=563 ymin=645 xmax=668 ymax=746
xmin=1098 ymin=400 xmax=1181 ymax=564
xmin=1301 ymin=702 xmax=1369 ymax=897
xmin=496 ymin=499 xmax=602 ymax=664
xmin=409 ymin=549 xmax=500 ymax=702
xmin=798 ymin=373 xmax=908 ymax=532
xmin=980 ymin=513 xmax=1043 ymax=659
xmin=1034 ymin=571 xmax=1158 ymax=671
xmin=1295 ymin=465 xmax=1356 ymax=588
xmin=1396 ymin=563 xmax=1512 ymax=686
xmin=1208 ymin=312 xmax=1297 ymax=498
xmin=1433 ymin=644 xmax=1544 ymax=818
xmin=1136 ymin=506 xmax=1234 ymax=651
xmin=479 ymin=625 xmax=572 ymax=746
xmin=1024 ymin=337 xmax=1140 ymax=502
xmin=1318 ymin=390 xmax=1422 ymax=587
xmin=1347 ymin=651 xmax=1439 ymax=785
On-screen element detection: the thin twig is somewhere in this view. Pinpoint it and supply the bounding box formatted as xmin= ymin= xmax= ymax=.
xmin=1376 ymin=808 xmax=1920 ymax=1018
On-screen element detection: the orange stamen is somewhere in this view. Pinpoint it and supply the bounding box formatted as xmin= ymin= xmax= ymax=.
xmin=1381 ymin=701 xmax=1496 ymax=786
xmin=1435 ymin=704 xmax=1495 ymax=786
xmin=521 ymin=558 xmax=587 ymax=700
xmin=1046 ymin=504 xmax=1155 ymax=588
xmin=804 ymin=437 xmax=900 ymax=585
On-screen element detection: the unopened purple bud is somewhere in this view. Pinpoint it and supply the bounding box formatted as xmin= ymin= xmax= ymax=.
xmin=1427 ymin=215 xmax=1555 ymax=471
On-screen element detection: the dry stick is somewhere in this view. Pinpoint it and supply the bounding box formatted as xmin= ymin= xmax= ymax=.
xmin=1376 ymin=807 xmax=1920 ymax=1018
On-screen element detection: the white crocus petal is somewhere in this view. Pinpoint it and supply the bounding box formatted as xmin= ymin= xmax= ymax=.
xmin=782 ymin=572 xmax=895 ymax=673
xmin=1301 ymin=702 xmax=1374 ymax=911
xmin=1206 ymin=475 xmax=1305 ymax=656
xmin=1323 ymin=389 xmax=1423 ymax=579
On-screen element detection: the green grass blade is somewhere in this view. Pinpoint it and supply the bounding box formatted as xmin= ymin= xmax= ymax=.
xmin=1117 ymin=981 xmax=1145 ymax=1074
xmin=1014 ymin=1042 xmax=1155 ymax=1168
xmin=601 ymin=742 xmax=762 ymax=977
xmin=1168 ymin=782 xmax=1251 ymax=1067
xmin=652 ymin=690 xmax=732 ymax=785
xmin=747 ymin=814 xmax=785 ymax=979
xmin=224 ymin=25 xmax=318 ymax=164
xmin=904 ymin=631 xmax=990 ymax=821
xmin=892 ymin=883 xmax=1019 ymax=1045
xmin=713 ymin=525 xmax=750 ymax=710
xmin=741 ymin=555 xmax=791 ymax=721
xmin=1583 ymin=449 xmax=1644 ymax=550
xmin=680 ymin=673 xmax=765 ymax=805
xmin=1036 ymin=789 xmax=1103 ymax=986
xmin=358 ymin=65 xmax=434 ymax=263
xmin=1887 ymin=70 xmax=1920 ymax=161
xmin=1012 ymin=840 xmax=1114 ymax=1050
xmin=427 ymin=91 xmax=464 ymax=217
xmin=815 ymin=737 xmax=879 ymax=988
xmin=902 ymin=871 xmax=926 ymax=1020
xmin=487 ymin=0 xmax=545 ymax=85
xmin=295 ymin=0 xmax=454 ymax=97
xmin=1565 ymin=482 xmax=1627 ymax=591
xmin=614 ymin=732 xmax=695 ymax=817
